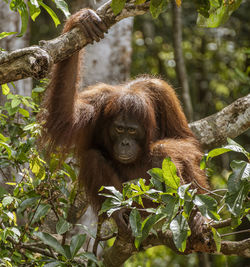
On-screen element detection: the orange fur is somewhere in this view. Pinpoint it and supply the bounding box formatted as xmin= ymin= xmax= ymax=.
xmin=40 ymin=10 xmax=208 ymax=211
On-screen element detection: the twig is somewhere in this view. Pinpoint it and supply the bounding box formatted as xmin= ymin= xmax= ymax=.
xmin=1 ymin=222 xmax=55 ymax=259
xmin=193 ymin=180 xmax=223 ymax=198
xmin=210 ymin=218 xmax=232 ymax=229
xmin=221 ymin=229 xmax=250 ymax=237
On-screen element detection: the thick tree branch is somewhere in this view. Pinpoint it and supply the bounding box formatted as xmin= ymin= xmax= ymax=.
xmin=0 ymin=2 xmax=249 ymax=145
xmin=189 ymin=94 xmax=250 ymax=149
xmin=0 ymin=0 xmax=149 ymax=85
xmin=103 ymin=228 xmax=250 ymax=266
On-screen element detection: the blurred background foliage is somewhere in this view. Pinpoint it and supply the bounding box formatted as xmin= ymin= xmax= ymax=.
xmin=131 ymin=1 xmax=250 ymax=121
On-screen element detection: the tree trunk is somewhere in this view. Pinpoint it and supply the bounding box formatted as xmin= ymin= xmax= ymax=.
xmin=0 ymin=1 xmax=32 ymax=98
xmin=171 ymin=0 xmax=193 ymax=121
xmin=71 ymin=0 xmax=133 ymax=87
xmin=0 ymin=2 xmax=32 ymax=186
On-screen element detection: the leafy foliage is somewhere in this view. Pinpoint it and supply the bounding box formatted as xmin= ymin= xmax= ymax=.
xmin=197 ymin=0 xmax=243 ymax=27
xmin=110 ymin=0 xmax=243 ymax=24
xmin=100 ymin=142 xmax=249 ymax=252
xmin=0 ymin=84 xmax=98 ymax=266
xmin=0 ymin=0 xmax=70 ymax=38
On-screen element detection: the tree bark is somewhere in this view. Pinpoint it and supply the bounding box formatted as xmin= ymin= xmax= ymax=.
xmin=0 ymin=0 xmax=249 ymax=148
xmin=0 ymin=1 xmax=32 ymax=186
xmin=189 ymin=94 xmax=250 ymax=150
xmin=0 ymin=1 xmax=32 ymax=97
xmin=103 ymin=228 xmax=250 ymax=266
xmin=0 ymin=0 xmax=149 ymax=85
xmin=76 ymin=0 xmax=133 ymax=88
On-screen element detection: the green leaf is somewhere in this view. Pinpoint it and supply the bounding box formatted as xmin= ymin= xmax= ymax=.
xmin=78 ymin=252 xmax=99 ymax=264
xmin=225 ymin=182 xmax=249 ymax=217
xmin=19 ymin=108 xmax=30 ymax=117
xmin=197 ymin=0 xmax=242 ymax=28
xmin=150 ymin=0 xmax=168 ymax=19
xmin=207 ymin=139 xmax=249 ymax=160
xmin=177 ymin=184 xmax=191 ymax=200
xmin=200 ymin=156 xmax=206 ymax=170
xmin=17 ymin=2 xmax=29 ymax=37
xmin=30 ymin=158 xmax=40 ymax=175
xmin=211 ymin=227 xmax=221 ymax=252
xmin=206 ymin=148 xmax=232 ymax=160
xmin=135 ymin=0 xmax=146 ymax=4
xmin=63 ymin=163 xmax=76 ymax=181
xmin=43 ymin=261 xmax=62 ymax=267
xmin=11 ymin=227 xmax=21 ymax=238
xmin=33 ymin=86 xmax=46 ymax=93
xmin=2 ymin=84 xmax=10 ymax=95
xmin=70 ymin=234 xmax=86 ymax=258
xmin=63 ymin=244 xmax=71 ymax=259
xmin=11 ymin=98 xmax=21 ymax=108
xmin=18 ymin=197 xmax=40 ymax=213
xmin=162 ymin=158 xmax=180 ymax=190
xmin=170 ymin=213 xmax=191 ymax=252
xmin=226 ymin=138 xmax=249 ymax=158
xmin=228 ymin=161 xmax=250 ymax=193
xmin=0 ymin=133 xmax=9 ymax=142
xmin=0 ymin=142 xmax=12 ymax=158
xmin=99 ymin=198 xmax=121 ymax=216
xmin=139 ymin=178 xmax=149 ymax=192
xmin=30 ymin=0 xmax=40 ymax=8
xmin=54 ymin=0 xmax=70 ymax=18
xmin=39 ymin=2 xmax=61 ymax=27
xmin=0 ymin=186 xmax=8 ymax=198
xmin=28 ymin=1 xmax=41 ymax=21
xmin=147 ymin=168 xmax=163 ymax=182
xmin=130 ymin=183 xmax=142 ymax=193
xmin=34 ymin=232 xmax=67 ymax=257
xmin=129 ymin=209 xmax=142 ymax=238
xmin=2 ymin=196 xmax=14 ymax=207
xmin=161 ymin=195 xmax=179 ymax=231
xmin=194 ymin=0 xmax=210 ymax=17
xmin=31 ymin=204 xmax=51 ymax=224
xmin=23 ymin=122 xmax=39 ymax=131
xmin=194 ymin=195 xmax=220 ymax=221
xmin=111 ymin=0 xmax=126 ymax=15
xmin=56 ymin=217 xmax=71 ymax=235
xmin=136 ymin=214 xmax=164 ymax=248
xmin=100 ymin=186 xmax=123 ymax=200
xmin=0 ymin=32 xmax=17 ymax=40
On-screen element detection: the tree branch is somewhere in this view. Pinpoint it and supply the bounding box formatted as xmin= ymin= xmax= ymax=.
xmin=0 ymin=1 xmax=249 ymax=145
xmin=103 ymin=228 xmax=250 ymax=266
xmin=0 ymin=0 xmax=149 ymax=85
xmin=189 ymin=94 xmax=250 ymax=149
